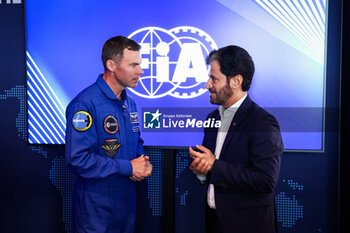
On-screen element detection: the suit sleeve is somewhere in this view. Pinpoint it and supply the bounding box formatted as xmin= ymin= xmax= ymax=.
xmin=210 ymin=114 xmax=283 ymax=193
xmin=65 ymin=101 xmax=132 ymax=179
xmin=137 ymin=134 xmax=145 ymax=156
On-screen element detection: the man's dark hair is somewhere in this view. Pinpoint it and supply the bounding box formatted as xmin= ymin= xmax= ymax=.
xmin=206 ymin=45 xmax=255 ymax=91
xmin=101 ymin=36 xmax=141 ymax=71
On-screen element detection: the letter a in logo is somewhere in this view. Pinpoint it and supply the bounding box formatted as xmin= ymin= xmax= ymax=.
xmin=172 ymin=43 xmax=208 ymax=83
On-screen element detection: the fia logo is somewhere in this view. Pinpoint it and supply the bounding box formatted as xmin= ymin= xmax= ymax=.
xmin=128 ymin=26 xmax=218 ymax=99
xmin=0 ymin=0 xmax=22 ymax=4
xmin=143 ymin=109 xmax=162 ymax=129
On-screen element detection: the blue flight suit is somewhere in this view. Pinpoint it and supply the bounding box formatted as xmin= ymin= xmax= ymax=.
xmin=65 ymin=74 xmax=144 ymax=233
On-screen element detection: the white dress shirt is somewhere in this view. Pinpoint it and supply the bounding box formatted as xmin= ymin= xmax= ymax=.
xmin=207 ymin=94 xmax=247 ymax=209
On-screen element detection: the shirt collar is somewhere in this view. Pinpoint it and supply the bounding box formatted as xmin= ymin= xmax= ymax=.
xmin=218 ymin=93 xmax=247 ymax=118
xmin=97 ymin=74 xmax=127 ymax=100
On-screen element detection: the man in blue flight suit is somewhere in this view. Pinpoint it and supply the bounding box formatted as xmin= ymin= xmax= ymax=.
xmin=65 ymin=36 xmax=152 ymax=233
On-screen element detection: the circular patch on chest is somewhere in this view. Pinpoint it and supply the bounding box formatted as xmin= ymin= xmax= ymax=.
xmin=104 ymin=115 xmax=119 ymax=134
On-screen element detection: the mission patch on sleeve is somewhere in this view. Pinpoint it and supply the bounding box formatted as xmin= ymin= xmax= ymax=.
xmin=72 ymin=111 xmax=93 ymax=131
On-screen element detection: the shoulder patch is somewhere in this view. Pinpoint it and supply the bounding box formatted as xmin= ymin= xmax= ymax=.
xmin=72 ymin=111 xmax=93 ymax=131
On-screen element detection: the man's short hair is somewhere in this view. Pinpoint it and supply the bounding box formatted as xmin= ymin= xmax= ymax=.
xmin=207 ymin=45 xmax=255 ymax=92
xmin=101 ymin=36 xmax=141 ymax=71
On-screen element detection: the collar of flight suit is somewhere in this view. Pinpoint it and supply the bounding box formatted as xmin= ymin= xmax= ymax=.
xmin=96 ymin=74 xmax=128 ymax=101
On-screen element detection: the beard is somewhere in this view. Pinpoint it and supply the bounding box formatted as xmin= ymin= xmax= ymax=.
xmin=209 ymin=83 xmax=233 ymax=106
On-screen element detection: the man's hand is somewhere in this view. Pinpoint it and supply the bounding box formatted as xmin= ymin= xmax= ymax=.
xmin=130 ymin=155 xmax=152 ymax=181
xmin=189 ymin=145 xmax=215 ymax=175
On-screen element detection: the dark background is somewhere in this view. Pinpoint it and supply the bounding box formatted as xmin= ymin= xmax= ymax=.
xmin=0 ymin=0 xmax=347 ymax=232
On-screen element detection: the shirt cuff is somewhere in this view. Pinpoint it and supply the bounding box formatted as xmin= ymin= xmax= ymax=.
xmin=196 ymin=174 xmax=207 ymax=184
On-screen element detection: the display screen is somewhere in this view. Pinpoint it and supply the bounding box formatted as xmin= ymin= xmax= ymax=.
xmin=26 ymin=0 xmax=327 ymax=150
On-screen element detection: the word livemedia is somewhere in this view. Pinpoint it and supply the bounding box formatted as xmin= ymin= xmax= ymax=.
xmin=162 ymin=118 xmax=221 ymax=129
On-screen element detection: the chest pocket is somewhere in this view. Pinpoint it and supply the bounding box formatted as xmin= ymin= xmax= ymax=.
xmin=97 ymin=112 xmax=122 ymax=158
xmin=97 ymin=110 xmax=140 ymax=159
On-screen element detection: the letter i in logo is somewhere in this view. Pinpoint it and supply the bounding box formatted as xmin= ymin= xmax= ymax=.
xmin=140 ymin=41 xmax=170 ymax=82
xmin=155 ymin=42 xmax=170 ymax=82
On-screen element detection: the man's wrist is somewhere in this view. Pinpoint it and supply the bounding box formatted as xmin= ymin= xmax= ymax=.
xmin=206 ymin=158 xmax=214 ymax=172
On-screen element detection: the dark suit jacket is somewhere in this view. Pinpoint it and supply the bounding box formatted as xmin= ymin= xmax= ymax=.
xmin=203 ymin=95 xmax=283 ymax=233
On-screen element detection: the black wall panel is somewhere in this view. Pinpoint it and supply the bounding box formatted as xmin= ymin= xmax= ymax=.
xmin=0 ymin=1 xmax=345 ymax=233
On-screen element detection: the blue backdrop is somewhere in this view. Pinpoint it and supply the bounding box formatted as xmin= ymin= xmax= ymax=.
xmin=25 ymin=0 xmax=327 ymax=150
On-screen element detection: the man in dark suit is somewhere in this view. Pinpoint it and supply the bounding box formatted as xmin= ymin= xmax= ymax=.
xmin=189 ymin=45 xmax=283 ymax=233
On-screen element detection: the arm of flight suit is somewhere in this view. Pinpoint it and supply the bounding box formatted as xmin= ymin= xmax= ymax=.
xmin=209 ymin=114 xmax=283 ymax=193
xmin=136 ymin=130 xmax=144 ymax=156
xmin=65 ymin=101 xmax=132 ymax=179
xmin=126 ymin=94 xmax=144 ymax=157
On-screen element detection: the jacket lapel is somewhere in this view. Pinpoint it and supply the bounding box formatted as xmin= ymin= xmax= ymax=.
xmin=206 ymin=110 xmax=220 ymax=152
xmin=219 ymin=95 xmax=253 ymax=159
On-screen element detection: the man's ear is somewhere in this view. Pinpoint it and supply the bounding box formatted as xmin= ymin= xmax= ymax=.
xmin=229 ymin=75 xmax=243 ymax=89
xmin=106 ymin=59 xmax=116 ymax=72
